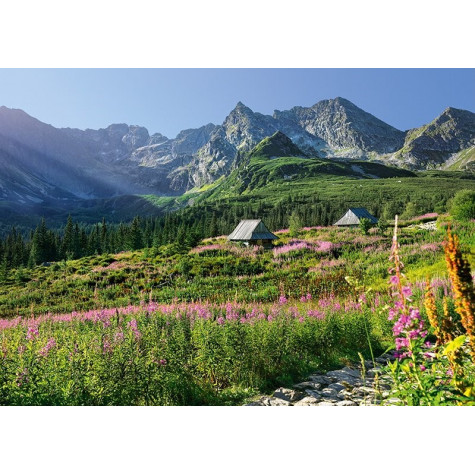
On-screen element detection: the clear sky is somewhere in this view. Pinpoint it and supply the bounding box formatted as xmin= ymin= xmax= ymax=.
xmin=0 ymin=69 xmax=473 ymax=138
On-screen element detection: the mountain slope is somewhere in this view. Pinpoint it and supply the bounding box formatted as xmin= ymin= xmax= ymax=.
xmin=206 ymin=134 xmax=416 ymax=198
xmin=248 ymin=131 xmax=307 ymax=160
xmin=389 ymin=107 xmax=475 ymax=169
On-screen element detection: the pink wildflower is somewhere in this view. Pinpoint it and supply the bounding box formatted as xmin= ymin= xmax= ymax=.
xmin=401 ymin=286 xmax=412 ymax=299
xmin=38 ymin=338 xmax=56 ymax=357
xmin=127 ymin=319 xmax=141 ymax=340
xmin=26 ymin=325 xmax=39 ymax=340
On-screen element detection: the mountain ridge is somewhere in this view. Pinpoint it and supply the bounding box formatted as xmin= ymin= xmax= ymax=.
xmin=0 ymin=99 xmax=474 ymax=215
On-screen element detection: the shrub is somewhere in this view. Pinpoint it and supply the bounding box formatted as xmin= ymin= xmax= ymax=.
xmin=449 ymin=189 xmax=475 ymax=221
xmin=359 ymin=218 xmax=372 ymax=236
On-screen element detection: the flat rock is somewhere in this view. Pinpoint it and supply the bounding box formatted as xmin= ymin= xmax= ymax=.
xmin=386 ymin=397 xmax=402 ymax=405
xmin=338 ymin=389 xmax=354 ymax=399
xmin=308 ymin=375 xmax=334 ymax=385
xmin=305 ymin=389 xmax=322 ymax=400
xmin=336 ymin=400 xmax=357 ymax=406
xmin=273 ymin=387 xmax=304 ymax=403
xmin=321 ymin=387 xmax=339 ymax=399
xmin=293 ymin=396 xmax=320 ymax=406
xmin=293 ymin=381 xmax=322 ymax=391
xmin=328 ymin=382 xmax=346 ymax=392
xmin=325 ymin=368 xmax=362 ymax=386
xmin=246 ymin=396 xmax=291 ymax=406
xmin=367 ymin=368 xmax=383 ymax=377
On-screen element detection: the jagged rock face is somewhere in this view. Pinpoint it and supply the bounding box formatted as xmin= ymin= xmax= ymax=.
xmin=391 ymin=107 xmax=475 ymax=169
xmin=284 ymin=97 xmax=405 ymax=155
xmin=172 ymin=123 xmax=218 ymax=155
xmin=191 ymin=127 xmax=238 ymax=187
xmin=122 ymin=125 xmax=150 ymax=150
xmin=221 ymin=102 xmax=278 ymax=150
xmin=272 ymin=109 xmax=326 ymax=155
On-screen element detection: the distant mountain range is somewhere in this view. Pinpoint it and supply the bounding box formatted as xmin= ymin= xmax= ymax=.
xmin=0 ymin=98 xmax=474 ymax=223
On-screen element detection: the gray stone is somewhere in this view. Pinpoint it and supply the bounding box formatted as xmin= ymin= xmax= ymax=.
xmin=305 ymin=389 xmax=322 ymax=400
xmin=386 ymin=397 xmax=402 ymax=405
xmin=308 ymin=375 xmax=334 ymax=385
xmin=273 ymin=387 xmax=304 ymax=403
xmin=367 ymin=367 xmax=383 ymax=377
xmin=247 ymin=396 xmax=291 ymax=406
xmin=326 ymin=367 xmax=362 ymax=385
xmin=293 ymin=381 xmax=322 ymax=391
xmin=356 ymin=386 xmax=377 ymax=395
xmin=338 ymin=389 xmax=355 ymax=399
xmin=321 ymin=387 xmax=339 ymax=399
xmin=336 ymin=400 xmax=357 ymax=406
xmin=328 ymin=382 xmax=346 ymax=392
xmin=317 ymin=401 xmax=337 ymax=406
xmin=293 ymin=396 xmax=320 ymax=406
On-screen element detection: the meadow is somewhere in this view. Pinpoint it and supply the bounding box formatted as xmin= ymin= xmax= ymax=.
xmin=1 ymin=212 xmax=473 ymax=405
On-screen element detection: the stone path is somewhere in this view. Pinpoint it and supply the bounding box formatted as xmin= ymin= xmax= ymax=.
xmin=245 ymin=353 xmax=399 ymax=406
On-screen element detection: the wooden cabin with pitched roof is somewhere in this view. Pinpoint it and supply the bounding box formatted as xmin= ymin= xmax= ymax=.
xmin=333 ymin=208 xmax=378 ymax=227
xmin=228 ymin=219 xmax=277 ymax=248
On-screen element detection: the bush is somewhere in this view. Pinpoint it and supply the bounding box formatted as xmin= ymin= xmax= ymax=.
xmin=359 ymin=218 xmax=372 ymax=235
xmin=449 ymin=189 xmax=475 ymax=221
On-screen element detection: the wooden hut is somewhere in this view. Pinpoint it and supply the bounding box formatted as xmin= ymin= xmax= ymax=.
xmin=228 ymin=219 xmax=277 ymax=248
xmin=333 ymin=208 xmax=378 ymax=227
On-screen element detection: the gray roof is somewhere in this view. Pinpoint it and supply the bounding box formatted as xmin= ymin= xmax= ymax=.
xmin=228 ymin=219 xmax=278 ymax=241
xmin=333 ymin=208 xmax=378 ymax=226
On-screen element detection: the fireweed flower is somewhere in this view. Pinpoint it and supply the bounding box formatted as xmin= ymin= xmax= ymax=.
xmin=217 ymin=317 xmax=225 ymax=325
xmin=38 ymin=338 xmax=56 ymax=357
xmin=114 ymin=331 xmax=124 ymax=343
xmin=127 ymin=319 xmax=141 ymax=340
xmin=388 ymin=216 xmax=428 ymax=359
xmin=26 ymin=325 xmax=39 ymax=340
xmin=279 ymin=295 xmax=288 ymax=305
xmin=103 ymin=339 xmax=112 ymax=354
xmin=390 ymin=275 xmax=399 ymax=285
xmin=401 ymin=286 xmax=412 ymax=299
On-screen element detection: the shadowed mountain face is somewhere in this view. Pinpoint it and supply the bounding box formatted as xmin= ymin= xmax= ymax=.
xmin=0 ymin=99 xmax=474 ymax=213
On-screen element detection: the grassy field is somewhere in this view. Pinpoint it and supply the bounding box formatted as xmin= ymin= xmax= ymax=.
xmin=0 ymin=214 xmax=473 ymax=405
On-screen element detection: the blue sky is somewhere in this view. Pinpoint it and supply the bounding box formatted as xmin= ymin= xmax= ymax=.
xmin=0 ymin=69 xmax=473 ymax=138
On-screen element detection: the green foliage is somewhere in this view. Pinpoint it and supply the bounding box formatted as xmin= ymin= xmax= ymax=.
xmin=449 ymin=189 xmax=475 ymax=221
xmin=359 ymin=218 xmax=372 ymax=235
xmin=377 ymin=218 xmax=389 ymax=235
xmin=289 ymin=211 xmax=302 ymax=237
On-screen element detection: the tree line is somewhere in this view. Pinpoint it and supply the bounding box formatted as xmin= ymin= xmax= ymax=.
xmin=0 ymin=185 xmax=458 ymax=278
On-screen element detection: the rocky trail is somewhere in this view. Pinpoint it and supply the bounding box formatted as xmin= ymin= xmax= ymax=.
xmin=246 ymin=352 xmax=398 ymax=406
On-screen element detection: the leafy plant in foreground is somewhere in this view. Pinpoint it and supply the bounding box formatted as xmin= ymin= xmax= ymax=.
xmin=385 ymin=217 xmax=475 ymax=405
